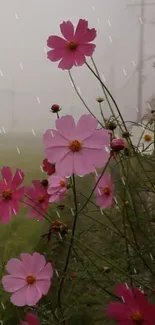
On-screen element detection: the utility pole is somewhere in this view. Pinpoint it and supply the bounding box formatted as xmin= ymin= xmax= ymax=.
xmin=126 ymin=0 xmax=155 ymax=121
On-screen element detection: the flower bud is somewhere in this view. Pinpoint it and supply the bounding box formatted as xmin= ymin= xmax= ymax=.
xmin=96 ymin=97 xmax=104 ymax=103
xmin=111 ymin=138 xmax=126 ymax=152
xmin=50 ymin=104 xmax=61 ymax=113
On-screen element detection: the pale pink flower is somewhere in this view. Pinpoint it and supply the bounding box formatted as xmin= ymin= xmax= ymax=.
xmin=43 ymin=114 xmax=110 ymax=177
xmin=0 ymin=167 xmax=25 ymax=224
xmin=95 ymin=171 xmax=114 ymax=208
xmin=2 ymin=252 xmax=53 ymax=306
xmin=24 ymin=180 xmax=50 ymax=220
xmin=48 ymin=175 xmax=68 ymax=202
xmin=20 ymin=313 xmax=39 ymax=325
xmin=47 ymin=19 xmax=96 ymax=70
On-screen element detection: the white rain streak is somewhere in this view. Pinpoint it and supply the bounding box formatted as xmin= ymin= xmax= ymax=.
xmin=50 ymin=130 xmax=54 ymax=137
xmin=108 ymin=36 xmax=112 ymax=43
xmin=92 ymin=5 xmax=95 ymax=10
xmin=58 ymin=232 xmax=62 ymax=240
xmin=70 ymin=208 xmax=74 ymax=216
xmin=114 ymin=197 xmax=118 ymax=204
xmin=40 ymin=165 xmax=44 ymax=172
xmin=4 ymin=178 xmax=7 ymax=185
xmin=16 ymin=147 xmax=20 ymax=154
xmin=2 ymin=126 xmax=6 ymax=133
xmin=37 ymin=96 xmax=40 ymax=104
xmin=70 ymin=80 xmax=74 ymax=88
xmin=44 ymin=46 xmax=47 ymax=53
xmin=14 ymin=12 xmax=19 ymax=19
xmin=121 ymin=296 xmax=125 ymax=303
xmin=55 ymin=269 xmax=60 ymax=278
xmin=138 ymin=16 xmax=143 ymax=24
xmin=32 ymin=129 xmax=36 ymax=136
xmin=108 ymin=20 xmax=111 ymax=27
xmin=150 ymin=253 xmax=154 ymax=260
xmin=132 ymin=60 xmax=136 ymax=67
xmin=148 ymin=103 xmax=152 ymax=110
xmin=94 ymin=169 xmax=98 ymax=176
xmin=0 ymin=70 xmax=3 ymax=76
xmin=1 ymin=302 xmax=5 ymax=310
xmin=56 ymin=210 xmax=61 ymax=219
xmin=77 ymin=87 xmax=81 ymax=95
xmin=134 ymin=268 xmax=137 ymax=274
xmin=105 ymin=145 xmax=110 ymax=153
xmin=97 ymin=188 xmax=102 ymax=195
xmin=13 ymin=208 xmax=17 ymax=215
xmin=136 ymin=107 xmax=139 ymax=112
xmin=123 ymin=68 xmax=127 ymax=76
xmin=97 ymin=17 xmax=100 ymax=24
xmin=20 ymin=62 xmax=23 ymax=70
xmin=102 ymin=74 xmax=106 ymax=82
xmin=74 ymin=257 xmax=77 ymax=263
xmin=121 ymin=177 xmax=125 ymax=185
xmin=18 ymin=170 xmax=23 ymax=179
xmin=100 ymin=208 xmax=103 ymax=215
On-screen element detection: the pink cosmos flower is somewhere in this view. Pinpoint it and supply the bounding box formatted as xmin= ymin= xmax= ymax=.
xmin=48 ymin=175 xmax=68 ymax=202
xmin=107 ymin=283 xmax=155 ymax=325
xmin=2 ymin=252 xmax=53 ymax=306
xmin=43 ymin=114 xmax=110 ymax=177
xmin=42 ymin=158 xmax=56 ymax=176
xmin=20 ymin=313 xmax=39 ymax=325
xmin=94 ymin=171 xmax=114 ymax=208
xmin=24 ymin=180 xmax=50 ymax=220
xmin=47 ymin=19 xmax=96 ymax=70
xmin=0 ymin=167 xmax=25 ymax=224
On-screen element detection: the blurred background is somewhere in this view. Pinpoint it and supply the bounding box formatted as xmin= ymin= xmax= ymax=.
xmin=0 ymin=0 xmax=155 ymax=135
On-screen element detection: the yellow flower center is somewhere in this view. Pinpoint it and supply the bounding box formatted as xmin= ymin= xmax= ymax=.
xmin=59 ymin=180 xmax=66 ymax=187
xmin=38 ymin=195 xmax=46 ymax=203
xmin=131 ymin=312 xmax=144 ymax=324
xmin=2 ymin=189 xmax=12 ymax=200
xmin=26 ymin=275 xmax=36 ymax=285
xmin=68 ymin=41 xmax=78 ymax=50
xmin=103 ymin=186 xmax=110 ymax=196
xmin=144 ymin=134 xmax=152 ymax=142
xmin=69 ymin=140 xmax=82 ymax=152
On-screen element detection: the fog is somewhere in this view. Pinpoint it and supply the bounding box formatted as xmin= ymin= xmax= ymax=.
xmin=0 ymin=0 xmax=155 ymax=134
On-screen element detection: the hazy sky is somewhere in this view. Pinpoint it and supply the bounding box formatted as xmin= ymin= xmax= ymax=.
xmin=0 ymin=0 xmax=155 ymax=133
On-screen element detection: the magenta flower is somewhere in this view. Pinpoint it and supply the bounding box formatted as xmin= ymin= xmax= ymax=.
xmin=0 ymin=167 xmax=25 ymax=224
xmin=43 ymin=114 xmax=110 ymax=177
xmin=47 ymin=19 xmax=96 ymax=70
xmin=94 ymin=171 xmax=114 ymax=208
xmin=107 ymin=283 xmax=155 ymax=325
xmin=2 ymin=252 xmax=53 ymax=306
xmin=20 ymin=313 xmax=39 ymax=325
xmin=24 ymin=180 xmax=50 ymax=220
xmin=48 ymin=175 xmax=68 ymax=202
xmin=111 ymin=138 xmax=126 ymax=152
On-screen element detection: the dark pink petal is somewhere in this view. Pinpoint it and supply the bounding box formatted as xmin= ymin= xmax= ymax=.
xmin=58 ymin=52 xmax=75 ymax=70
xmin=82 ymin=28 xmax=97 ymax=42
xmin=47 ymin=48 xmax=66 ymax=62
xmin=12 ymin=187 xmax=25 ymax=201
xmin=32 ymin=180 xmax=43 ymax=192
xmin=11 ymin=200 xmax=20 ymax=216
xmin=36 ymin=279 xmax=51 ymax=295
xmin=6 ymin=258 xmax=27 ymax=277
xmin=117 ymin=321 xmax=133 ymax=325
xmin=56 ymin=152 xmax=74 ymax=177
xmin=1 ymin=166 xmax=12 ymax=185
xmin=76 ymin=114 xmax=97 ymax=136
xmin=74 ymin=51 xmax=86 ymax=66
xmin=96 ymin=172 xmax=112 ymax=188
xmin=11 ymin=169 xmax=24 ymax=190
xmin=0 ymin=201 xmax=12 ymax=224
xmin=2 ymin=275 xmax=26 ymax=292
xmin=75 ymin=19 xmax=88 ymax=41
xmin=78 ymin=43 xmax=96 ymax=56
xmin=26 ymin=285 xmax=42 ymax=306
xmin=32 ymin=252 xmax=46 ymax=275
xmin=56 ymin=115 xmax=76 ymax=139
xmin=10 ymin=286 xmax=28 ymax=306
xmin=115 ymin=284 xmax=136 ymax=309
xmin=37 ymin=263 xmax=53 ymax=280
xmin=20 ymin=322 xmax=29 ymax=325
xmin=133 ymin=287 xmax=155 ymax=322
xmin=47 ymin=35 xmax=67 ymax=49
xmin=60 ymin=21 xmax=74 ymax=40
xmin=0 ymin=182 xmax=8 ymax=192
xmin=26 ymin=313 xmax=39 ymax=325
xmin=107 ymin=302 xmax=131 ymax=320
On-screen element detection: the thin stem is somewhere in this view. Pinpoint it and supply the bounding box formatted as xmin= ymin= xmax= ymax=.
xmin=68 ymin=70 xmax=104 ymax=127
xmin=57 ymin=174 xmax=79 ymax=316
